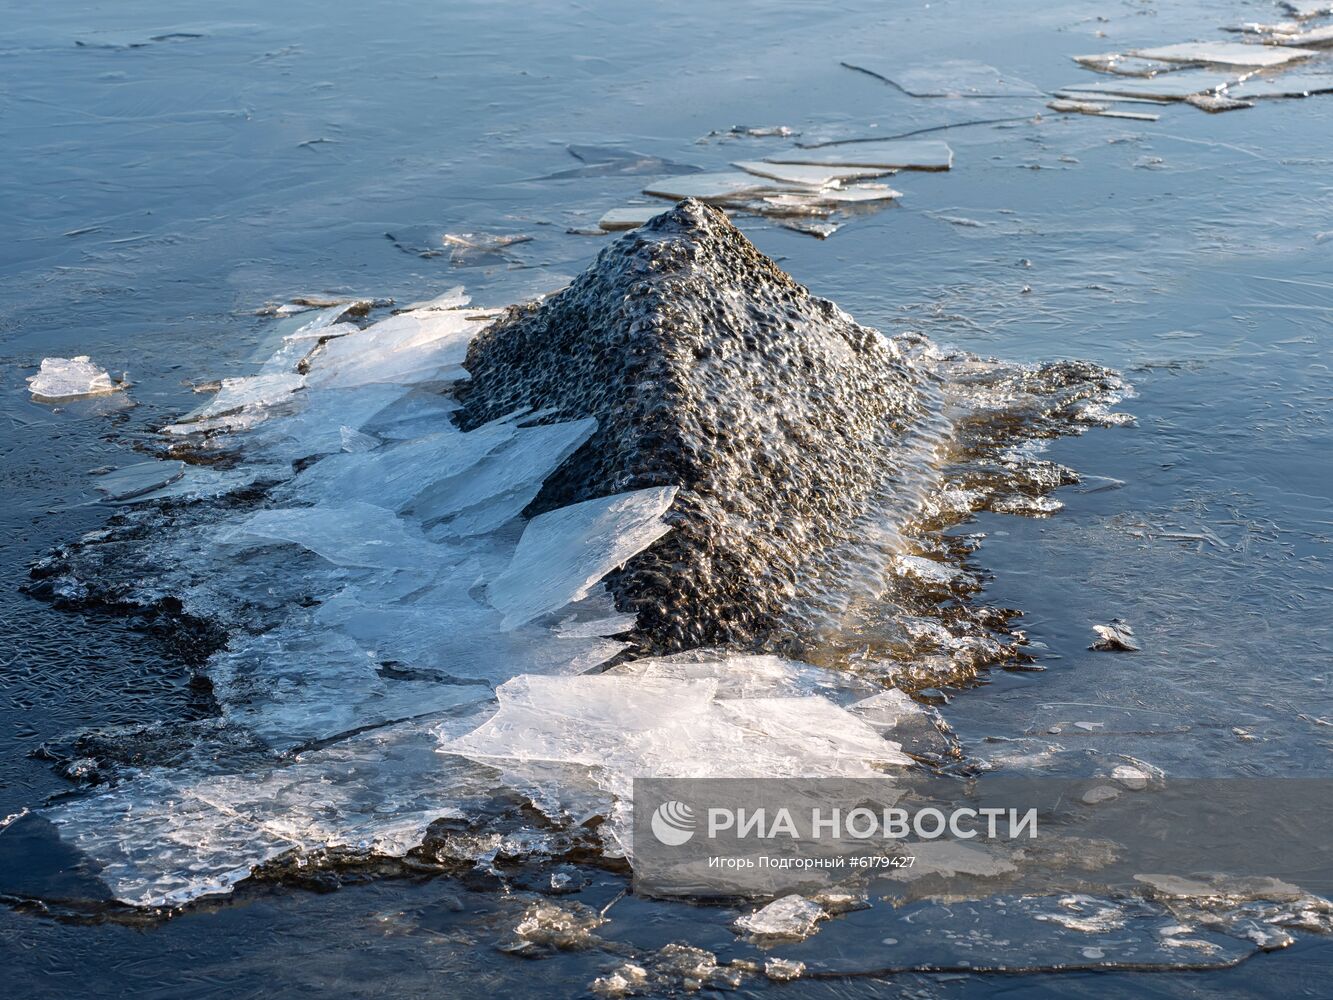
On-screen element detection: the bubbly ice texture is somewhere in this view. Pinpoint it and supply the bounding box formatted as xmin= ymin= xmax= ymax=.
xmin=26 ymin=355 xmax=121 ymax=402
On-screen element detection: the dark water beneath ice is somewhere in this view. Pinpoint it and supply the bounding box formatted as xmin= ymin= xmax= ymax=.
xmin=1 ymin=0 xmax=1331 ymax=995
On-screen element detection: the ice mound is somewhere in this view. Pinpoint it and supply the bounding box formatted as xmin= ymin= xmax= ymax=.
xmin=23 ymin=203 xmax=1131 ymax=910
xmin=457 ymin=199 xmax=943 ymax=652
xmin=26 ymin=355 xmax=123 ymax=402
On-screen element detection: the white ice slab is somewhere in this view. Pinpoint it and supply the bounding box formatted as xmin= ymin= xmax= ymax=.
xmin=643 ymin=172 xmax=803 ymax=202
xmin=732 ymin=161 xmax=894 ymax=186
xmin=27 ymin=356 xmax=120 ymax=402
xmin=765 ymin=140 xmax=953 ymax=170
xmin=1131 ymin=41 xmax=1317 ymax=67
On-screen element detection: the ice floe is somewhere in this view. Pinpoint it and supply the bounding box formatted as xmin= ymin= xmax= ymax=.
xmin=843 ymin=59 xmax=1042 ymax=98
xmin=1046 ymin=99 xmax=1161 ymax=121
xmin=765 ymin=139 xmax=954 ymax=171
xmin=1131 ymin=41 xmax=1317 ymax=68
xmin=26 ymin=356 xmax=123 ymax=402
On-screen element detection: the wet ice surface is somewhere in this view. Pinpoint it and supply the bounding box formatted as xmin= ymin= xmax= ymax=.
xmin=26 ymin=356 xmax=123 ymax=403
xmin=3 ymin=0 xmax=1333 ymax=995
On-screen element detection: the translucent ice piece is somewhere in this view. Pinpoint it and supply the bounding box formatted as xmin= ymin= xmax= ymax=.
xmin=863 ymin=59 xmax=1043 ymax=98
xmin=164 ymin=372 xmax=306 ymax=434
xmin=1275 ymin=24 xmax=1333 ymax=45
xmin=1131 ymin=42 xmax=1317 ymax=67
xmin=731 ymin=161 xmax=894 ymax=186
xmin=27 ymin=356 xmax=120 ymax=402
xmin=608 ymin=652 xmax=856 ymax=700
xmin=94 ymin=460 xmax=186 ymax=501
xmin=847 ymin=689 xmax=925 ymax=730
xmin=1047 ymin=99 xmax=1161 ymax=121
xmin=290 ymin=419 xmax=516 ymax=512
xmin=1056 ymin=70 xmax=1240 ymax=100
xmin=226 ymin=501 xmax=464 ymax=570
xmin=397 ymin=286 xmax=469 ymax=312
xmin=734 ymin=894 xmax=826 ymax=939
xmin=643 ymin=172 xmax=801 ymax=202
xmin=209 ymin=622 xmax=495 ymax=747
xmin=1185 ymin=93 xmax=1254 ymax=112
xmin=240 ymin=383 xmax=415 ymax=460
xmin=486 ymin=486 xmax=678 ymax=628
xmin=1280 ymin=0 xmax=1333 ymax=18
xmin=1073 ymin=54 xmax=1192 ymax=77
xmin=762 ymin=184 xmax=903 ymax=209
xmin=1228 ymin=71 xmax=1333 ymax=98
xmin=412 ymin=418 xmax=597 ymax=532
xmin=312 ymin=587 xmax=627 ymax=689
xmin=765 ymin=140 xmax=953 ymax=171
xmin=598 ymin=206 xmax=659 ymax=231
xmin=47 ymin=722 xmax=496 ymax=906
xmin=305 ymin=308 xmax=497 ymax=389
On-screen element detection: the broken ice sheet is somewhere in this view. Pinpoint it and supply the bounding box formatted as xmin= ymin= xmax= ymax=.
xmin=1073 ymin=54 xmax=1194 ymax=78
xmin=764 ymin=139 xmax=953 ymax=171
xmin=643 ymin=171 xmax=804 ymax=203
xmin=1056 ymin=70 xmax=1241 ymax=101
xmin=846 ymin=59 xmax=1043 ymax=98
xmin=443 ymin=232 xmax=532 ymax=265
xmin=27 ymin=356 xmax=122 ymax=402
xmin=164 ymin=372 xmax=306 ymax=435
xmin=1281 ymin=0 xmax=1333 ymax=18
xmin=396 ymin=285 xmax=469 ymax=313
xmin=413 ymin=418 xmax=598 ymax=534
xmin=546 ymin=144 xmax=702 ymax=179
xmin=731 ymin=161 xmax=894 ymax=186
xmin=734 ymin=894 xmax=826 ymax=939
xmin=224 ymin=501 xmax=465 ymax=571
xmin=439 ymin=673 xmax=909 ymax=854
xmin=607 ymin=652 xmax=871 ymax=701
xmin=486 ymin=486 xmax=678 ymax=628
xmin=1228 ymin=71 xmax=1333 ymax=99
xmin=305 ymin=307 xmax=496 ymax=390
xmin=597 ymin=206 xmax=659 ymax=231
xmin=1185 ymin=93 xmax=1256 ymax=112
xmin=1131 ymin=42 xmax=1318 ymax=68
xmin=209 ymin=621 xmax=497 ymax=748
xmin=46 ymin=723 xmax=496 ymax=907
xmin=315 ymin=588 xmax=626 ymax=690
xmin=93 ymin=460 xmax=187 ymax=501
xmin=1046 ymin=99 xmax=1161 ymax=121
xmin=1275 ymin=24 xmax=1333 ymax=46
xmin=767 ymin=183 xmax=902 ymax=206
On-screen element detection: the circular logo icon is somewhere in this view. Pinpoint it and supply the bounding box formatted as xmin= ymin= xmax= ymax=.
xmin=650 ymin=800 xmax=696 ymax=846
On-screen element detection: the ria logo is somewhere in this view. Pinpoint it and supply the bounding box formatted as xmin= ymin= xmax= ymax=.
xmin=650 ymin=800 xmax=696 ymax=846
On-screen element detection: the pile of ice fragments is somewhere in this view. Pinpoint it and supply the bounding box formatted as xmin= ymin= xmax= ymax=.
xmin=16 ymin=212 xmax=1149 ymax=907
xmin=21 ymin=286 xmax=925 ymax=908
xmin=1050 ymin=0 xmax=1333 ymax=113
xmin=584 ymin=2 xmax=1333 ymax=239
